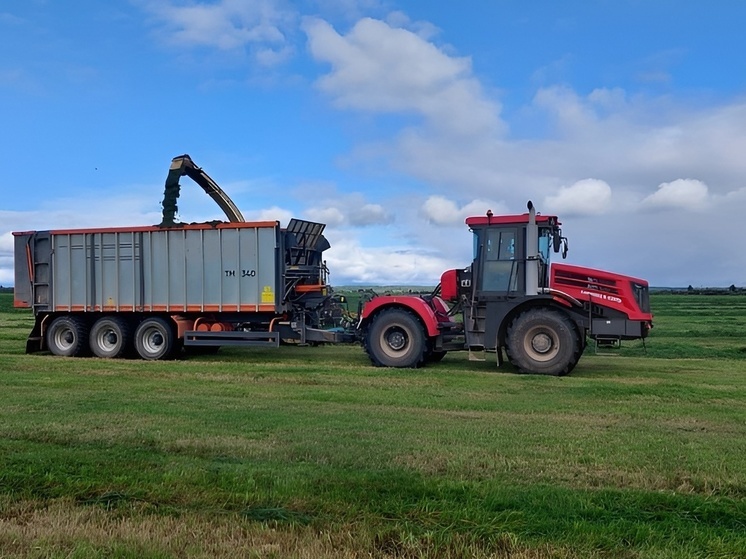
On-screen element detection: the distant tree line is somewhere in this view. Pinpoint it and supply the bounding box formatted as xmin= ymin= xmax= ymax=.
xmin=0 ymin=286 xmax=14 ymax=293
xmin=656 ymin=285 xmax=746 ymax=295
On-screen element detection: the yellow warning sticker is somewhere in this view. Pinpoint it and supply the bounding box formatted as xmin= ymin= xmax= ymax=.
xmin=261 ymin=285 xmax=274 ymax=303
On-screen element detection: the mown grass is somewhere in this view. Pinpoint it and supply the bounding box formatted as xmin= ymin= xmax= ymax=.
xmin=1 ymin=293 xmax=745 ymax=558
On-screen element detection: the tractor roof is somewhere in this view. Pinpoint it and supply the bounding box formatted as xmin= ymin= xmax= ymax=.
xmin=465 ymin=213 xmax=561 ymax=227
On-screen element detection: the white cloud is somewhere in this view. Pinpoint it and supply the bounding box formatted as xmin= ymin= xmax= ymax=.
xmin=421 ymin=196 xmax=459 ymax=225
xmin=422 ymin=195 xmax=507 ymax=226
xmin=544 ymin=179 xmax=612 ymax=217
xmin=348 ymin=203 xmax=391 ymax=226
xmin=241 ymin=206 xmax=295 ymax=226
xmin=305 ymin=206 xmax=346 ymax=227
xmin=304 ymin=16 xmax=503 ymax=137
xmin=642 ymin=179 xmax=710 ymax=211
xmin=141 ymin=0 xmax=296 ymax=65
xmin=385 ymin=10 xmax=440 ymax=40
xmin=304 ymin=192 xmax=393 ymax=228
xmin=324 ymin=233 xmax=452 ymax=285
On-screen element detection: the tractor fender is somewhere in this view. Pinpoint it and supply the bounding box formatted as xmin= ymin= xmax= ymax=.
xmin=360 ymin=296 xmax=441 ymax=337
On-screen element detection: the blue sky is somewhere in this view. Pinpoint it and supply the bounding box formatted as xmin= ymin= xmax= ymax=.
xmin=2 ymin=1 xmax=746 ymax=287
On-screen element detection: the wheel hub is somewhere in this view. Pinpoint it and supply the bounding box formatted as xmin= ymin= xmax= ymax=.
xmin=386 ymin=330 xmax=406 ymax=351
xmin=531 ymin=332 xmax=553 ymax=354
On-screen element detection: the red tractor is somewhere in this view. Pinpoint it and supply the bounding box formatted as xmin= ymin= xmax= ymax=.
xmin=360 ymin=202 xmax=652 ymax=375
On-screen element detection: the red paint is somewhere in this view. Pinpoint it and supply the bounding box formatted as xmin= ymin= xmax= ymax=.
xmin=361 ymin=295 xmax=450 ymax=337
xmin=440 ymin=269 xmax=458 ymax=301
xmin=466 ymin=213 xmax=560 ymax=227
xmin=550 ymin=263 xmax=652 ymax=322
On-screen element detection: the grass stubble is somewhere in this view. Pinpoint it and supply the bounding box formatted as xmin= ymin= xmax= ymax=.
xmin=0 ymin=293 xmax=745 ymax=558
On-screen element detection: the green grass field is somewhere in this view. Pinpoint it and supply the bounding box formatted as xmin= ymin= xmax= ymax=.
xmin=1 ymin=293 xmax=745 ymax=558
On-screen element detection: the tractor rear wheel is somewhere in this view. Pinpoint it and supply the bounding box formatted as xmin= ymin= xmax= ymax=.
xmin=506 ymin=308 xmax=579 ymax=376
xmin=365 ymin=308 xmax=427 ymax=368
xmin=47 ymin=315 xmax=89 ymax=357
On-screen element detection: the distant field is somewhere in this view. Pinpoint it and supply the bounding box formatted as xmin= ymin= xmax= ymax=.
xmin=1 ymin=292 xmax=745 ymax=558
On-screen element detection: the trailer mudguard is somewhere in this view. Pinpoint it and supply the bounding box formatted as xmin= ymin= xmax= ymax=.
xmin=360 ymin=296 xmax=442 ymax=337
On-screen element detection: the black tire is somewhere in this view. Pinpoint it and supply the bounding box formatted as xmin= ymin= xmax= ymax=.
xmin=90 ymin=316 xmax=130 ymax=359
xmin=46 ymin=315 xmax=89 ymax=357
xmin=365 ymin=308 xmax=427 ymax=368
xmin=505 ymin=308 xmax=579 ymax=376
xmin=134 ymin=317 xmax=175 ymax=360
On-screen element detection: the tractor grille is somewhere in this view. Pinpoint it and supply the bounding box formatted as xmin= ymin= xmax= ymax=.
xmin=552 ymin=267 xmax=621 ymax=296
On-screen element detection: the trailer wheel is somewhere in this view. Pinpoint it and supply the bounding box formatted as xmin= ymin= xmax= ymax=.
xmin=365 ymin=308 xmax=426 ymax=368
xmin=134 ymin=317 xmax=175 ymax=360
xmin=506 ymin=308 xmax=579 ymax=376
xmin=90 ymin=317 xmax=130 ymax=359
xmin=47 ymin=316 xmax=89 ymax=357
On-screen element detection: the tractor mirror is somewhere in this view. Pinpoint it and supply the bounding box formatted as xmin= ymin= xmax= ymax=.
xmin=553 ymin=232 xmax=562 ymax=253
xmin=562 ymin=237 xmax=569 ymax=259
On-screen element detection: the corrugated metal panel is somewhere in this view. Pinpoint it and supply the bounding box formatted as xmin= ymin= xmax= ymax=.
xmin=51 ymin=224 xmax=280 ymax=313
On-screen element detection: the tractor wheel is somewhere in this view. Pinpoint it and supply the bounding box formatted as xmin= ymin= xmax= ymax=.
xmin=506 ymin=308 xmax=579 ymax=376
xmin=47 ymin=315 xmax=89 ymax=357
xmin=134 ymin=317 xmax=175 ymax=360
xmin=365 ymin=308 xmax=427 ymax=368
xmin=90 ymin=316 xmax=130 ymax=359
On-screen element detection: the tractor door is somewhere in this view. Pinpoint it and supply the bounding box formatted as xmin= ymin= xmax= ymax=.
xmin=478 ymin=226 xmax=524 ymax=295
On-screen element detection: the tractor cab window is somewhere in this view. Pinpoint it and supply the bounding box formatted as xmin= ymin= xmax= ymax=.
xmin=482 ymin=228 xmax=518 ymax=292
xmin=538 ymin=231 xmax=551 ymax=264
xmin=486 ymin=229 xmax=515 ymax=261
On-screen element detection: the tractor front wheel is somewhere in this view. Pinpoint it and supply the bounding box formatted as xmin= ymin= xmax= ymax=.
xmin=506 ymin=308 xmax=579 ymax=376
xmin=365 ymin=309 xmax=427 ymax=368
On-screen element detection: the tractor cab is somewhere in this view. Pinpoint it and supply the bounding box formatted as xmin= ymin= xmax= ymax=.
xmin=441 ymin=203 xmax=566 ymax=301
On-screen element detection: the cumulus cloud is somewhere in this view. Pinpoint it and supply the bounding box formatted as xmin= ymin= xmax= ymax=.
xmin=141 ymin=0 xmax=296 ymax=65
xmin=305 ymin=206 xmax=346 ymax=227
xmin=304 ymin=192 xmax=393 ymax=227
xmin=323 ymin=232 xmax=453 ymax=285
xmin=642 ymin=179 xmax=710 ymax=211
xmin=544 ymin=179 xmax=612 ymax=216
xmin=244 ymin=205 xmax=295 ymax=225
xmin=348 ymin=203 xmax=392 ymax=226
xmin=304 ymin=16 xmax=503 ymax=137
xmin=422 ymin=195 xmax=507 ymax=226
